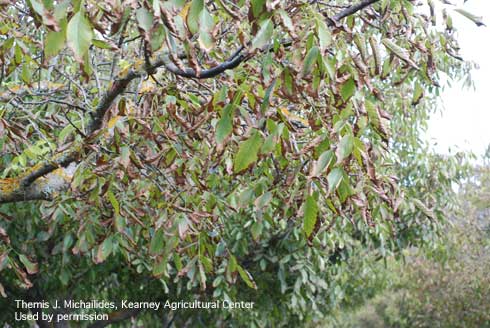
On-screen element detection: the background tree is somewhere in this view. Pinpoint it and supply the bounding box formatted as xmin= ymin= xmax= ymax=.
xmin=0 ymin=0 xmax=480 ymax=326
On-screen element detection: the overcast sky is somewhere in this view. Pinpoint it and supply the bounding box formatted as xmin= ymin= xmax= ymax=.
xmin=425 ymin=0 xmax=490 ymax=157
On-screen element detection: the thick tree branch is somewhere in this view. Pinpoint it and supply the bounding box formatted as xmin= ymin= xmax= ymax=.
xmin=163 ymin=46 xmax=247 ymax=79
xmin=329 ymin=0 xmax=380 ymax=24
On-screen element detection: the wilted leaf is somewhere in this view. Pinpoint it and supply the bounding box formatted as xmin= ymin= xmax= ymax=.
xmin=0 ymin=283 xmax=6 ymax=297
xmin=95 ymin=237 xmax=113 ymax=263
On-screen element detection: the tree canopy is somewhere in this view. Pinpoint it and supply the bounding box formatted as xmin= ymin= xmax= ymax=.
xmin=0 ymin=0 xmax=480 ymax=326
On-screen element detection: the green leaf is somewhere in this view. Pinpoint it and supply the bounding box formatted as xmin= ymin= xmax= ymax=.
xmin=238 ymin=187 xmax=254 ymax=207
xmin=233 ymin=130 xmax=263 ymax=173
xmin=277 ymin=9 xmax=294 ymax=34
xmin=260 ymin=79 xmax=276 ymax=114
xmin=66 ymin=12 xmax=93 ymax=61
xmin=18 ymin=255 xmax=38 ymax=274
xmin=21 ymin=65 xmax=32 ymax=84
xmin=216 ymin=105 xmax=233 ymax=144
xmin=106 ymin=190 xmax=119 ymax=216
xmin=188 ymin=0 xmax=204 ymax=34
xmin=30 ymin=0 xmax=45 ymax=16
xmin=412 ymin=82 xmax=424 ymax=105
xmin=136 ymin=7 xmax=153 ymax=32
xmin=327 ymin=168 xmax=344 ymax=193
xmin=150 ymin=25 xmax=166 ymax=52
xmin=251 ymin=0 xmax=266 ymax=17
xmin=95 ymin=236 xmax=113 ymax=264
xmin=198 ymin=8 xmax=214 ymax=51
xmin=251 ymin=19 xmax=273 ymax=50
xmin=250 ymin=222 xmax=263 ymax=240
xmin=302 ymin=46 xmax=319 ymax=76
xmin=316 ymin=19 xmax=332 ymax=51
xmin=311 ymin=150 xmax=334 ymax=177
xmin=237 ymin=265 xmax=257 ymax=289
xmin=381 ymin=38 xmax=419 ymax=69
xmin=340 ymin=78 xmax=356 ymax=101
xmin=254 ymin=191 xmax=272 ymax=209
xmin=336 ymin=135 xmax=354 ymax=162
xmin=260 ymin=135 xmax=275 ymax=154
xmin=45 ymin=30 xmax=65 ymax=57
xmin=150 ymin=229 xmax=165 ymax=255
xmin=152 ymin=257 xmax=168 ymax=277
xmin=303 ymin=195 xmax=318 ymax=238
xmin=92 ymin=39 xmax=117 ymax=50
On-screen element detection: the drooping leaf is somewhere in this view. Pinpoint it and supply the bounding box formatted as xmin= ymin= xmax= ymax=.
xmin=237 ymin=265 xmax=257 ymax=289
xmin=412 ymin=82 xmax=424 ymax=105
xmin=251 ymin=19 xmax=273 ymax=50
xmin=187 ymin=0 xmax=204 ymax=34
xmin=18 ymin=255 xmax=38 ymax=274
xmin=95 ymin=236 xmax=113 ymax=264
xmin=136 ymin=7 xmax=153 ymax=32
xmin=311 ymin=150 xmax=334 ymax=177
xmin=454 ymin=8 xmax=485 ymax=27
xmin=382 ymin=38 xmax=419 ymax=69
xmin=327 ymin=168 xmax=344 ymax=193
xmin=302 ymin=46 xmax=319 ymax=76
xmin=216 ymin=105 xmax=234 ymax=144
xmin=106 ymin=190 xmax=120 ymax=216
xmin=44 ymin=30 xmax=65 ymax=57
xmin=336 ymin=135 xmax=354 ymax=162
xmin=66 ymin=12 xmax=93 ymax=61
xmin=233 ymin=130 xmax=263 ymax=173
xmin=198 ymin=8 xmax=215 ymax=51
xmin=150 ymin=229 xmax=165 ymax=255
xmin=341 ymin=78 xmax=356 ymax=101
xmin=316 ymin=19 xmax=332 ymax=51
xmin=303 ymin=195 xmax=318 ymax=237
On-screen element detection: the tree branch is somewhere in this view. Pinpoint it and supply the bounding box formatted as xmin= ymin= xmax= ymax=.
xmin=329 ymin=0 xmax=380 ymax=24
xmin=163 ymin=46 xmax=247 ymax=79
